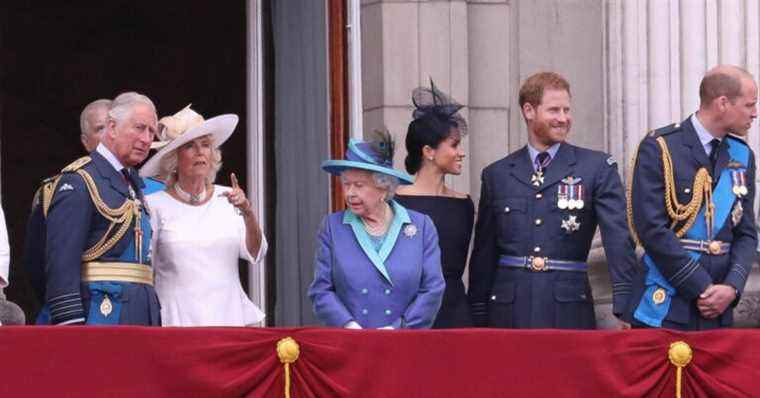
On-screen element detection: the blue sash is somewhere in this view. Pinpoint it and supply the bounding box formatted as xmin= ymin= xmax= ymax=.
xmin=85 ymin=282 xmax=124 ymax=325
xmin=634 ymin=139 xmax=749 ymax=326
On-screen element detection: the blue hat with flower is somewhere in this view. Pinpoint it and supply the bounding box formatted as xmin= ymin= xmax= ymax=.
xmin=321 ymin=130 xmax=414 ymax=185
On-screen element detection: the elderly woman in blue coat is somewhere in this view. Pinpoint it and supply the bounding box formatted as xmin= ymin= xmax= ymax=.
xmin=309 ymin=131 xmax=445 ymax=329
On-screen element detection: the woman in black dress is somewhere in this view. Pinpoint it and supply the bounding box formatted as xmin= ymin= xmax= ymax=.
xmin=395 ymin=80 xmax=474 ymax=328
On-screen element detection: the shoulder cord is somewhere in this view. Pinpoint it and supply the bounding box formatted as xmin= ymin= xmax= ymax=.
xmin=626 ymin=136 xmax=714 ymax=246
xmin=41 ymin=170 xmax=139 ymax=262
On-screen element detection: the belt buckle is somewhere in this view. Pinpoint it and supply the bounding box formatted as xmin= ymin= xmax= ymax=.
xmin=528 ymin=256 xmax=548 ymax=272
xmin=707 ymin=240 xmax=722 ymax=255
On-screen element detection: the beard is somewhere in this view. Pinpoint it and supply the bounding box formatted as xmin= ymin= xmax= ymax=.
xmin=532 ymin=118 xmax=569 ymax=146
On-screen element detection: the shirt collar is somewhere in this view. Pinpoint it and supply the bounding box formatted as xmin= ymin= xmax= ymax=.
xmin=691 ymin=113 xmax=720 ymax=155
xmin=527 ymin=142 xmax=561 ymax=167
xmin=96 ymin=143 xmax=126 ymax=172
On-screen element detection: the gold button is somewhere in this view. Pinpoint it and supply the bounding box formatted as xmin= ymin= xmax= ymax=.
xmin=684 ymin=188 xmax=691 ymax=194
xmin=535 ymin=219 xmax=542 ymax=226
xmin=535 ymin=193 xmax=543 ymax=199
xmin=504 ymin=206 xmax=510 ymax=213
xmin=534 ymin=246 xmax=541 ymax=253
xmin=708 ymin=241 xmax=722 ymax=255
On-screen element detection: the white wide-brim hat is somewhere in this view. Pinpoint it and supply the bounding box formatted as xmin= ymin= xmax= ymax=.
xmin=139 ymin=105 xmax=238 ymax=178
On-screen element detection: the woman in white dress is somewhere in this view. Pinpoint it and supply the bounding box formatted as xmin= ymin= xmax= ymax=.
xmin=140 ymin=105 xmax=267 ymax=326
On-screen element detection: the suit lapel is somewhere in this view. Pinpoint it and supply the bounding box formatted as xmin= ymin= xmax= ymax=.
xmin=508 ymin=147 xmax=538 ymax=189
xmin=538 ymin=143 xmax=575 ymax=192
xmin=90 ymin=152 xmax=130 ymax=198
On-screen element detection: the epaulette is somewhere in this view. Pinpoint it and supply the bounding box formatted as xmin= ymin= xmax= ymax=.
xmin=648 ymin=122 xmax=681 ymax=138
xmin=726 ymin=134 xmax=749 ymax=146
xmin=61 ymin=156 xmax=91 ymax=173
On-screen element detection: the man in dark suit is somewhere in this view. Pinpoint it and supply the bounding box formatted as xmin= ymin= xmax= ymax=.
xmin=468 ymin=71 xmax=636 ymax=329
xmin=626 ymin=65 xmax=758 ymax=330
xmin=45 ymin=91 xmax=161 ymax=325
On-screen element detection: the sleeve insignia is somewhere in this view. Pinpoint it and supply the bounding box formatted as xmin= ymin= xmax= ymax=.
xmin=58 ymin=183 xmax=75 ymax=192
xmin=61 ymin=156 xmax=92 ymax=173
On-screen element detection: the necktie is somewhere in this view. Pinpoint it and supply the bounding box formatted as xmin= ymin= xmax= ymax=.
xmin=121 ymin=168 xmax=138 ymax=199
xmin=535 ymin=152 xmax=552 ymax=172
xmin=708 ymin=139 xmax=721 ymax=171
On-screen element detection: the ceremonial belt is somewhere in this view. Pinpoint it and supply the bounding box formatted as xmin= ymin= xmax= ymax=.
xmin=498 ymin=255 xmax=588 ymax=273
xmin=679 ymin=239 xmax=731 ymax=255
xmin=81 ymin=262 xmax=154 ymax=286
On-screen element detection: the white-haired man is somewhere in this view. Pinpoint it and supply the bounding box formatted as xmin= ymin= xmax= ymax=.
xmin=45 ymin=91 xmax=161 ymax=325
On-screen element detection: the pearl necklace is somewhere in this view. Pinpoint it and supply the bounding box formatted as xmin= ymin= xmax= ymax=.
xmin=174 ymin=183 xmax=206 ymax=205
xmin=361 ymin=203 xmax=391 ymax=236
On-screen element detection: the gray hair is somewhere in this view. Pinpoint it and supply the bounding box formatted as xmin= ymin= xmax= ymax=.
xmin=80 ymin=99 xmax=112 ymax=135
xmin=371 ymin=172 xmax=400 ymax=201
xmin=158 ymin=135 xmax=223 ymax=185
xmin=107 ymin=91 xmax=157 ymax=126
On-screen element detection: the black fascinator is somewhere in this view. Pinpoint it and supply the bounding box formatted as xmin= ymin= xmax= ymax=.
xmin=411 ymin=79 xmax=467 ymax=135
xmin=368 ymin=129 xmax=395 ymax=166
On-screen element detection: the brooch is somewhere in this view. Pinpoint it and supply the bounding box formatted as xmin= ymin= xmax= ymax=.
xmin=403 ymin=224 xmax=418 ymax=238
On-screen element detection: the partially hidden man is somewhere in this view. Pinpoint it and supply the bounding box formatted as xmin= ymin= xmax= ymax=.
xmin=468 ymin=72 xmax=637 ymax=329
xmin=45 ymin=92 xmax=161 ymax=325
xmin=626 ymin=65 xmax=758 ymax=330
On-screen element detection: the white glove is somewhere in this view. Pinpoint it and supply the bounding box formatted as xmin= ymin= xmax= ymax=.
xmin=377 ymin=325 xmax=394 ymax=330
xmin=344 ymin=320 xmax=362 ymax=329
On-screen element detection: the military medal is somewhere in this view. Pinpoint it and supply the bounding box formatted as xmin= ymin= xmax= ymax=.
xmin=561 ymin=215 xmax=581 ymax=234
xmin=652 ymin=288 xmax=666 ymax=305
xmin=100 ymin=295 xmax=113 ymax=317
xmin=531 ymin=171 xmax=544 ymax=187
xmin=576 ymin=185 xmax=585 ymax=210
xmin=557 ymin=185 xmax=568 ymax=209
xmin=729 ymin=162 xmax=748 ymax=197
xmin=732 ymin=200 xmax=744 ymax=226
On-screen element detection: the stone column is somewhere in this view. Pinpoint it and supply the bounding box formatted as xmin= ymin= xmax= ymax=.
xmin=361 ymin=0 xmax=471 ymax=193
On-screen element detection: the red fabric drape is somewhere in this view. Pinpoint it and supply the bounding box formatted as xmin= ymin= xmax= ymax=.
xmin=1 ymin=327 xmax=759 ymax=397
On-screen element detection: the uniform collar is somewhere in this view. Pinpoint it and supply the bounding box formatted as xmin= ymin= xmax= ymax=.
xmin=691 ymin=113 xmax=721 ymax=155
xmin=96 ymin=143 xmax=127 ymax=172
xmin=527 ymin=142 xmax=561 ymax=170
xmin=343 ymin=200 xmax=411 ymax=285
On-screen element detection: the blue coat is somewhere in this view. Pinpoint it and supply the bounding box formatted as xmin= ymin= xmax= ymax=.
xmin=308 ymin=201 xmax=445 ymax=329
xmin=45 ymin=151 xmax=160 ymax=326
xmin=625 ymin=118 xmax=757 ymax=330
xmin=468 ymin=143 xmax=637 ymax=329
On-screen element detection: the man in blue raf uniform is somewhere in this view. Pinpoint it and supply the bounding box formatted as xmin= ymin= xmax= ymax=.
xmin=468 ymin=72 xmax=637 ymax=329
xmin=24 ymin=99 xmax=112 ymax=320
xmin=45 ymin=91 xmax=161 ymax=325
xmin=24 ymin=98 xmax=166 ymax=324
xmin=626 ymin=65 xmax=758 ymax=330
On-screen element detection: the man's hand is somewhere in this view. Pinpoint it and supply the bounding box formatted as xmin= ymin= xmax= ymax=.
xmin=697 ymin=284 xmax=736 ymax=319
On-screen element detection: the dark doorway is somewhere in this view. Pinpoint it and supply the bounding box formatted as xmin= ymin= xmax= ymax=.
xmin=1 ymin=1 xmax=249 ymax=322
